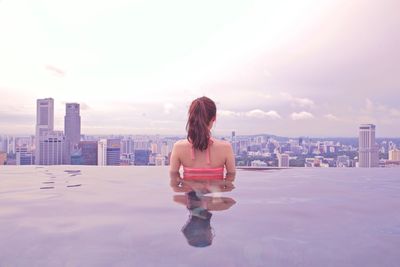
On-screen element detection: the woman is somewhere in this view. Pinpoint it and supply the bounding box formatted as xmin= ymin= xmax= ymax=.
xmin=169 ymin=96 xmax=236 ymax=179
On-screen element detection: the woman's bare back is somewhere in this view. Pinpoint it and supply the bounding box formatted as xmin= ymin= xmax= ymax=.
xmin=169 ymin=138 xmax=235 ymax=173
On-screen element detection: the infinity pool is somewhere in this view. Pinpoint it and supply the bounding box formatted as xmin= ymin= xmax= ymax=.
xmin=1 ymin=166 xmax=399 ymax=267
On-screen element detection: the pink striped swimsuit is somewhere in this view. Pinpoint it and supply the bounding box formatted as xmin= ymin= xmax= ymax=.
xmin=183 ymin=138 xmax=224 ymax=180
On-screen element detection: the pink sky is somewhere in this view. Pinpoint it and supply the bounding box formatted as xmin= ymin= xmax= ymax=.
xmin=0 ymin=0 xmax=399 ymax=137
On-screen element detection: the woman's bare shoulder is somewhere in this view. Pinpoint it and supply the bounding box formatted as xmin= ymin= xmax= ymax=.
xmin=173 ymin=139 xmax=190 ymax=148
xmin=212 ymin=138 xmax=232 ymax=148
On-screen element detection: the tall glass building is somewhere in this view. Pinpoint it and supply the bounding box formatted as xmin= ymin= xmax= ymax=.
xmin=358 ymin=124 xmax=379 ymax=167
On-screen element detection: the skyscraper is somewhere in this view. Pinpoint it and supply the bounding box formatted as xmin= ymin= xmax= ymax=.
xmin=37 ymin=131 xmax=66 ymax=165
xmin=106 ymin=139 xmax=121 ymax=166
xmin=134 ymin=150 xmax=150 ymax=165
xmin=358 ymin=124 xmax=379 ymax=168
xmin=16 ymin=146 xmax=33 ymax=165
xmin=98 ymin=139 xmax=107 ymax=166
xmin=121 ymin=138 xmax=134 ymax=155
xmin=64 ymin=103 xmax=81 ymax=164
xmin=35 ymin=98 xmax=54 ymax=164
xmin=231 ymin=131 xmax=237 ymax=155
xmin=97 ymin=139 xmax=121 ymax=166
xmin=79 ymin=141 xmax=98 ymax=165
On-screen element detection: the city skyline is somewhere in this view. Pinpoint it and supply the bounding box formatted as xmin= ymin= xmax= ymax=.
xmin=2 ymin=112 xmax=400 ymax=167
xmin=1 ymin=0 xmax=400 ymax=136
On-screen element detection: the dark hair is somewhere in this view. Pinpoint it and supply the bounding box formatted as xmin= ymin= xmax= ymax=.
xmin=186 ymin=96 xmax=216 ymax=151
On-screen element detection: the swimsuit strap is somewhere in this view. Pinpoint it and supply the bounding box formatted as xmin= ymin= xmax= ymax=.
xmin=191 ymin=138 xmax=214 ymax=165
xmin=206 ymin=138 xmax=214 ymax=165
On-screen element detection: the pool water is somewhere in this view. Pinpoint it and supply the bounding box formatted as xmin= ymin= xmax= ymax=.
xmin=1 ymin=166 xmax=399 ymax=267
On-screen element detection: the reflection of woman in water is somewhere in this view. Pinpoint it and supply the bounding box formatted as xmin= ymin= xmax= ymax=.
xmin=181 ymin=191 xmax=214 ymax=247
xmin=169 ymin=96 xmax=236 ymax=179
xmin=170 ymin=173 xmax=236 ymax=247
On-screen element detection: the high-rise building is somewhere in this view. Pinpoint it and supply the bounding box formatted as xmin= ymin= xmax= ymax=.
xmin=134 ymin=139 xmax=150 ymax=150
xmin=79 ymin=141 xmax=98 ymax=165
xmin=35 ymin=98 xmax=54 ymax=164
xmin=64 ymin=103 xmax=81 ymax=164
xmin=231 ymin=131 xmax=237 ymax=155
xmin=160 ymin=142 xmax=169 ymax=157
xmin=98 ymin=139 xmax=107 ymax=166
xmin=106 ymin=139 xmax=121 ymax=166
xmin=70 ymin=149 xmax=82 ymax=165
xmin=6 ymin=136 xmax=15 ymax=154
xmin=278 ymin=153 xmax=289 ymax=167
xmin=16 ymin=146 xmax=33 ymax=165
xmin=358 ymin=124 xmax=379 ymax=168
xmin=37 ymin=131 xmax=66 ymax=165
xmin=388 ymin=149 xmax=400 ymax=161
xmin=121 ymin=138 xmax=134 ymax=155
xmin=97 ymin=139 xmax=121 ymax=166
xmin=134 ymin=150 xmax=150 ymax=165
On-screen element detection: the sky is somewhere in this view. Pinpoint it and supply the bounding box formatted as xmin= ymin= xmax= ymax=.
xmin=0 ymin=0 xmax=399 ymax=137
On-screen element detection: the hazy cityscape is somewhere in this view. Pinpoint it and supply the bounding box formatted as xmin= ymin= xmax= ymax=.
xmin=1 ymin=1 xmax=400 ymax=265
xmin=1 ymin=98 xmax=399 ymax=168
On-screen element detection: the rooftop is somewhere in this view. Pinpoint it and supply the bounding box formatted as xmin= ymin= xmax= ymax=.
xmin=1 ymin=166 xmax=399 ymax=267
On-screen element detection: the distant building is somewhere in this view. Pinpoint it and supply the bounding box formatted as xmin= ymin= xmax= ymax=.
xmin=79 ymin=141 xmax=98 ymax=165
xmin=134 ymin=139 xmax=150 ymax=150
xmin=0 ymin=152 xmax=7 ymax=165
xmin=71 ymin=149 xmax=83 ymax=165
xmin=251 ymin=160 xmax=267 ymax=167
xmin=151 ymin=143 xmax=158 ymax=154
xmin=106 ymin=139 xmax=121 ymax=166
xmin=37 ymin=131 xmax=66 ymax=165
xmin=388 ymin=149 xmax=400 ymax=161
xmin=278 ymin=153 xmax=289 ymax=167
xmin=16 ymin=146 xmax=33 ymax=165
xmin=155 ymin=154 xmax=166 ymax=166
xmin=5 ymin=136 xmax=16 ymax=154
xmin=134 ymin=150 xmax=150 ymax=165
xmin=64 ymin=103 xmax=81 ymax=164
xmin=160 ymin=142 xmax=169 ymax=157
xmin=231 ymin=131 xmax=237 ymax=155
xmin=98 ymin=139 xmax=107 ymax=166
xmin=35 ymin=98 xmax=54 ymax=164
xmin=97 ymin=139 xmax=121 ymax=166
xmin=337 ymin=155 xmax=350 ymax=167
xmin=121 ymin=138 xmax=134 ymax=154
xmin=305 ymin=157 xmax=322 ymax=167
xmin=358 ymin=124 xmax=379 ymax=167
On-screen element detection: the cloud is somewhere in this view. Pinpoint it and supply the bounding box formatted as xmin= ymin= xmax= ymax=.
xmin=390 ymin=108 xmax=400 ymax=117
xmin=280 ymin=93 xmax=315 ymax=108
xmin=291 ymin=111 xmax=314 ymax=121
xmin=45 ymin=65 xmax=65 ymax=77
xmin=218 ymin=109 xmax=281 ymax=119
xmin=245 ymin=109 xmax=281 ymax=119
xmin=324 ymin=114 xmax=339 ymax=121
xmin=218 ymin=110 xmax=240 ymax=117
xmin=80 ymin=102 xmax=91 ymax=110
xmin=163 ymin=103 xmax=175 ymax=114
xmin=363 ymin=98 xmax=400 ymax=118
xmin=365 ymin=98 xmax=374 ymax=111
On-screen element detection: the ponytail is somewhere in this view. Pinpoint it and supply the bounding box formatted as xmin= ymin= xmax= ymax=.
xmin=186 ymin=97 xmax=216 ymax=151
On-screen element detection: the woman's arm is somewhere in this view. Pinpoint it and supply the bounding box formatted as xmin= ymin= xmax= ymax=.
xmin=225 ymin=143 xmax=236 ymax=175
xmin=169 ymin=142 xmax=181 ymax=173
